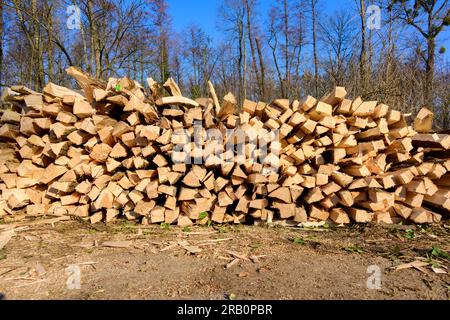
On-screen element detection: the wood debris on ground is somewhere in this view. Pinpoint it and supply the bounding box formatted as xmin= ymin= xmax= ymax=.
xmin=0 ymin=229 xmax=15 ymax=250
xmin=223 ymin=250 xmax=267 ymax=269
xmin=0 ymin=67 xmax=449 ymax=227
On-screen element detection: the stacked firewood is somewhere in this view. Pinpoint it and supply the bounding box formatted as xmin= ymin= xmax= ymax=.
xmin=0 ymin=67 xmax=448 ymax=226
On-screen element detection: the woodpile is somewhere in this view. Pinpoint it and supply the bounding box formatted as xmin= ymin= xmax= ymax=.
xmin=0 ymin=67 xmax=449 ymax=226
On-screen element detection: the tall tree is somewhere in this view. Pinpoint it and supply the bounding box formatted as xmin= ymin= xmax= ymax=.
xmin=319 ymin=10 xmax=355 ymax=86
xmin=245 ymin=0 xmax=264 ymax=99
xmin=183 ymin=24 xmax=215 ymax=98
xmin=219 ymin=0 xmax=247 ymax=103
xmin=268 ymin=0 xmax=306 ymax=98
xmin=149 ymin=0 xmax=171 ymax=82
xmin=357 ymin=0 xmax=368 ymax=95
xmin=311 ymin=0 xmax=319 ymax=97
xmin=0 ymin=2 xmax=3 ymax=87
xmin=255 ymin=36 xmax=267 ymax=100
xmin=391 ymin=0 xmax=449 ymax=110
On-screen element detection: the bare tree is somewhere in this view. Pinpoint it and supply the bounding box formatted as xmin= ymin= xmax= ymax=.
xmin=149 ymin=0 xmax=171 ymax=82
xmin=319 ymin=10 xmax=355 ymax=86
xmin=356 ymin=0 xmax=368 ymax=95
xmin=311 ymin=0 xmax=319 ymax=97
xmin=267 ymin=0 xmax=306 ymax=98
xmin=0 ymin=2 xmax=3 ymax=87
xmin=245 ymin=0 xmax=264 ymax=99
xmin=0 ymin=0 xmax=448 ymax=131
xmin=218 ymin=0 xmax=247 ymax=103
xmin=391 ymin=0 xmax=449 ymax=110
xmin=182 ymin=24 xmax=217 ymax=98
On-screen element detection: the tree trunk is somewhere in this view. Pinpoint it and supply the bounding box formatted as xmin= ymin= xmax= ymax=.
xmin=283 ymin=0 xmax=290 ymax=98
xmin=237 ymin=12 xmax=244 ymax=104
xmin=46 ymin=2 xmax=54 ymax=83
xmin=425 ymin=36 xmax=435 ymax=111
xmin=242 ymin=14 xmax=247 ymax=103
xmin=311 ymin=0 xmax=319 ymax=97
xmin=359 ymin=0 xmax=367 ymax=95
xmin=0 ymin=3 xmax=3 ymax=88
xmin=87 ymin=0 xmax=95 ymax=75
xmin=31 ymin=0 xmax=44 ymax=90
xmin=245 ymin=0 xmax=260 ymax=99
xmin=79 ymin=24 xmax=90 ymax=73
xmin=255 ymin=37 xmax=266 ymax=101
xmin=270 ymin=32 xmax=285 ymax=98
xmin=424 ymin=5 xmax=437 ymax=111
xmin=87 ymin=0 xmax=101 ymax=78
xmin=386 ymin=7 xmax=394 ymax=86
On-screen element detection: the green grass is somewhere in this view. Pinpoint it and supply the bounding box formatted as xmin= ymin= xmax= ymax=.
xmin=217 ymin=225 xmax=229 ymax=233
xmin=418 ymin=225 xmax=433 ymax=234
xmin=343 ymin=245 xmax=364 ymax=254
xmin=291 ymin=237 xmax=306 ymax=245
xmin=55 ymin=223 xmax=72 ymax=233
xmin=430 ymin=246 xmax=450 ymax=260
xmin=404 ymin=229 xmax=415 ymax=239
xmin=111 ymin=220 xmax=138 ymax=234
xmin=160 ymin=222 xmax=171 ymax=230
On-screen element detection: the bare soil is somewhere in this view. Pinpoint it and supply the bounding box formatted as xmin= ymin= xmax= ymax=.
xmin=0 ymin=218 xmax=449 ymax=300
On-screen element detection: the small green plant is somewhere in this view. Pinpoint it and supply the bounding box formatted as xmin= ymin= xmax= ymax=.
xmin=430 ymin=246 xmax=450 ymax=260
xmin=418 ymin=225 xmax=432 ymax=234
xmin=426 ymin=258 xmax=443 ymax=269
xmin=405 ymin=229 xmax=415 ymax=239
xmin=182 ymin=226 xmax=191 ymax=233
xmin=206 ymin=220 xmax=212 ymax=227
xmin=0 ymin=253 xmax=6 ymax=260
xmin=198 ymin=212 xmax=208 ymax=220
xmin=217 ymin=225 xmax=229 ymax=233
xmin=119 ymin=220 xmax=137 ymax=234
xmin=344 ymin=245 xmax=364 ymax=254
xmin=291 ymin=237 xmax=305 ymax=245
xmin=114 ymin=84 xmax=122 ymax=92
xmin=160 ymin=222 xmax=171 ymax=230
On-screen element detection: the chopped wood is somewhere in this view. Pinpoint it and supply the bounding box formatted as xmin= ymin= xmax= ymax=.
xmin=0 ymin=73 xmax=448 ymax=228
xmin=156 ymin=96 xmax=200 ymax=108
xmin=414 ymin=108 xmax=433 ymax=133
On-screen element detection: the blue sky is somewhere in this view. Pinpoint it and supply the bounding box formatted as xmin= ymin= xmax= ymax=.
xmin=167 ymin=0 xmax=450 ymax=61
xmin=167 ymin=0 xmax=342 ymax=42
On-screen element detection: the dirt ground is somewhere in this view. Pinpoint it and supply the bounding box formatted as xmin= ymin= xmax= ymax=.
xmin=0 ymin=217 xmax=449 ymax=300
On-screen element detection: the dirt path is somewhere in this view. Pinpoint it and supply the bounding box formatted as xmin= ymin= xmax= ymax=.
xmin=0 ymin=219 xmax=449 ymax=300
